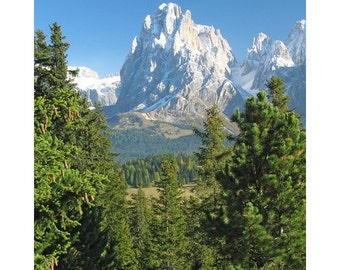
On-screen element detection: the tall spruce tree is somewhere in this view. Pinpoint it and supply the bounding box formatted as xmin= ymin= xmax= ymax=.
xmin=34 ymin=22 xmax=77 ymax=98
xmin=34 ymin=78 xmax=102 ymax=269
xmin=34 ymin=29 xmax=51 ymax=98
xmin=193 ymin=105 xmax=227 ymax=203
xmin=218 ymin=76 xmax=306 ymax=268
xmin=150 ymin=154 xmax=190 ymax=269
xmin=192 ymin=105 xmax=231 ymax=267
xmin=266 ymin=76 xmax=290 ymax=111
xmin=34 ymin=23 xmax=134 ymax=269
xmin=99 ymin=166 xmax=138 ymax=270
xmin=129 ymin=186 xmax=154 ymax=269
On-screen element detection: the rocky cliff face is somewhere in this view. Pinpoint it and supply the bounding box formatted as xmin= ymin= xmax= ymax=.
xmin=231 ymin=19 xmax=306 ymax=120
xmin=72 ymin=4 xmax=306 ymax=124
xmin=112 ymin=3 xmax=244 ymax=122
xmin=232 ymin=21 xmax=306 ymax=92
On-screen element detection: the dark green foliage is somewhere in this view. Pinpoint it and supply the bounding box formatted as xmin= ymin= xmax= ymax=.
xmin=182 ymin=195 xmax=219 ymax=270
xmin=34 ymin=23 xmax=134 ymax=270
xmin=34 ymin=89 xmax=106 ymax=269
xmin=57 ymin=204 xmax=108 ymax=270
xmin=129 ymin=187 xmax=154 ymax=269
xmin=34 ymin=29 xmax=51 ymax=98
xmin=34 ymin=22 xmax=77 ymax=98
xmin=112 ymin=128 xmax=201 ymax=162
xmin=101 ymin=172 xmax=138 ymax=270
xmin=266 ymin=76 xmax=290 ymax=112
xmin=191 ymin=105 xmax=232 ymax=267
xmin=34 ymin=132 xmax=82 ymax=269
xmin=193 ymin=104 xmax=229 ymax=201
xmin=122 ymin=153 xmax=198 ymax=187
xmin=219 ymin=77 xmax=306 ymax=268
xmin=150 ymin=154 xmax=191 ymax=269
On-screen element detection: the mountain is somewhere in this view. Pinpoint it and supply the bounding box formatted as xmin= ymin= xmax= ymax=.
xmin=69 ymin=66 xmax=121 ymax=107
xmin=69 ymin=2 xmax=306 ymax=160
xmin=232 ymin=19 xmax=306 ymax=121
xmin=72 ymin=3 xmax=305 ymax=122
xmin=110 ymin=2 xmax=244 ymax=123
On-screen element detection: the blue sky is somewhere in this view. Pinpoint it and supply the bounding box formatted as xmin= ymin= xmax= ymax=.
xmin=34 ymin=0 xmax=306 ymax=78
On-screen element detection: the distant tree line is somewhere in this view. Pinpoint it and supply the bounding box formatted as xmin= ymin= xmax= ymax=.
xmin=122 ymin=153 xmax=199 ymax=187
xmin=34 ymin=23 xmax=305 ymax=269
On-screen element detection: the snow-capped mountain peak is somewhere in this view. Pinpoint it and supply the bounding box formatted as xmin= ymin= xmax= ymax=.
xmin=68 ymin=66 xmax=121 ymax=106
xmin=285 ymin=20 xmax=306 ymax=65
xmin=233 ymin=19 xmax=305 ymax=93
xmin=157 ymin=2 xmax=183 ymax=35
xmin=113 ymin=2 xmax=240 ymax=121
xmin=71 ymin=4 xmax=305 ymax=125
xmin=252 ymin=32 xmax=269 ymax=53
xmin=68 ymin=66 xmax=99 ymax=79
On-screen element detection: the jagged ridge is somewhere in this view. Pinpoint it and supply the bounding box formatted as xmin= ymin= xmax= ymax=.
xmin=71 ymin=3 xmax=306 ymax=124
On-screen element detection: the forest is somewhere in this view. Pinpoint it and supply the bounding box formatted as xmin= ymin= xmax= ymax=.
xmin=34 ymin=23 xmax=306 ymax=269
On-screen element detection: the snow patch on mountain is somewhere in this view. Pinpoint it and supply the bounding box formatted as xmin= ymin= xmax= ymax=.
xmin=68 ymin=66 xmax=121 ymax=106
xmin=232 ymin=19 xmax=305 ymax=96
xmin=69 ymin=4 xmax=305 ymax=125
xmin=286 ymin=20 xmax=306 ymax=65
xmin=112 ymin=2 xmax=240 ymax=121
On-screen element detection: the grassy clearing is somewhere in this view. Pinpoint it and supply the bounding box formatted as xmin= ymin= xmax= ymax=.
xmin=127 ymin=183 xmax=196 ymax=200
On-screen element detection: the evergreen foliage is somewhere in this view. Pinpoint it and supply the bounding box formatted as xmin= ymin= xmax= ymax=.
xmin=99 ymin=167 xmax=138 ymax=270
xmin=191 ymin=105 xmax=232 ymax=267
xmin=122 ymin=153 xmax=198 ymax=187
xmin=34 ymin=23 xmax=134 ymax=269
xmin=112 ymin=128 xmax=201 ymax=162
xmin=150 ymin=154 xmax=191 ymax=269
xmin=219 ymin=76 xmax=306 ymax=268
xmin=34 ymin=23 xmax=77 ymax=98
xmin=266 ymin=76 xmax=290 ymax=111
xmin=129 ymin=186 xmax=154 ymax=269
xmin=193 ymin=104 xmax=229 ymax=203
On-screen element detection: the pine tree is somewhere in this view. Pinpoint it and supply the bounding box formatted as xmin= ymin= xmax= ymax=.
xmin=193 ymin=105 xmax=227 ymax=201
xmin=34 ymin=29 xmax=51 ymax=98
xmin=34 ymin=23 xmax=131 ymax=269
xmin=34 ymin=93 xmax=101 ymax=269
xmin=129 ymin=186 xmax=154 ymax=269
xmin=192 ymin=105 xmax=231 ymax=267
xmin=219 ymin=76 xmax=306 ymax=268
xmin=34 ymin=22 xmax=77 ymax=98
xmin=150 ymin=154 xmax=190 ymax=269
xmin=266 ymin=76 xmax=290 ymax=111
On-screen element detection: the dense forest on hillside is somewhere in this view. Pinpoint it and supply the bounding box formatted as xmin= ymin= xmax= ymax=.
xmin=122 ymin=154 xmax=199 ymax=187
xmin=34 ymin=23 xmax=306 ymax=269
xmin=113 ymin=128 xmax=201 ymax=162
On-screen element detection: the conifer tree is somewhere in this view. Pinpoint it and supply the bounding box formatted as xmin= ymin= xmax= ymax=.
xmin=34 ymin=29 xmax=51 ymax=98
xmin=193 ymin=105 xmax=227 ymax=200
xmin=34 ymin=94 xmax=107 ymax=269
xmin=34 ymin=22 xmax=77 ymax=98
xmin=192 ymin=105 xmax=231 ymax=267
xmin=49 ymin=23 xmax=75 ymax=91
xmin=219 ymin=76 xmax=306 ymax=268
xmin=34 ymin=128 xmax=79 ymax=269
xmin=34 ymin=23 xmax=133 ymax=269
xmin=98 ymin=165 xmax=138 ymax=270
xmin=129 ymin=186 xmax=154 ymax=269
xmin=150 ymin=154 xmax=190 ymax=269
xmin=266 ymin=75 xmax=290 ymax=111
